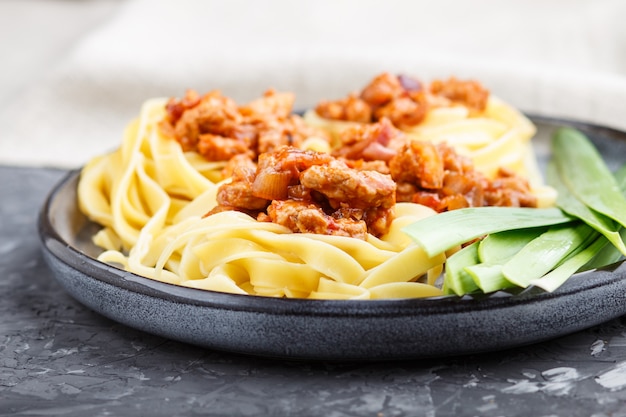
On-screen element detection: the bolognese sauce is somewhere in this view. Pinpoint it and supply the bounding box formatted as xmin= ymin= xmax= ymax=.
xmin=160 ymin=73 xmax=537 ymax=240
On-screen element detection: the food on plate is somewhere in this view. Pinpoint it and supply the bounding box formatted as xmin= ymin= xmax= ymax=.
xmin=306 ymin=73 xmax=554 ymax=198
xmin=404 ymin=127 xmax=626 ymax=296
xmin=78 ymin=72 xmax=621 ymax=300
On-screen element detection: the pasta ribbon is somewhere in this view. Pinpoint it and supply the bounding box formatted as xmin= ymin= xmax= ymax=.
xmin=78 ymin=88 xmax=549 ymax=300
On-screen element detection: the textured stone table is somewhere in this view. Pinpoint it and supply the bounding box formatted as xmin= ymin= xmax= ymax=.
xmin=2 ymin=165 xmax=626 ymax=417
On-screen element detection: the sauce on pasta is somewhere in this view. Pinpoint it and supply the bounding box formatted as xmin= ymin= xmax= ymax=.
xmin=77 ymin=73 xmax=555 ymax=299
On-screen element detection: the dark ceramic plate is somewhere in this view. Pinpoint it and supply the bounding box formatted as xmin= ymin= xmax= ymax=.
xmin=39 ymin=116 xmax=626 ymax=361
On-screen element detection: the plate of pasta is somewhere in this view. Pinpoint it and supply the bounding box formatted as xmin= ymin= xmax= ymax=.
xmin=39 ymin=73 xmax=626 ymax=360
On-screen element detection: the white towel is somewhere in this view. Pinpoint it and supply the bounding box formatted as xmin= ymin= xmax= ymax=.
xmin=2 ymin=0 xmax=626 ymax=167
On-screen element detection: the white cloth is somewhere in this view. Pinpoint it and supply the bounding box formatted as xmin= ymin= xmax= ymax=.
xmin=2 ymin=0 xmax=626 ymax=168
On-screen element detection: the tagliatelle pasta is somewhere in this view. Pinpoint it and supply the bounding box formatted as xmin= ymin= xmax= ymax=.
xmin=78 ymin=99 xmax=446 ymax=299
xmin=78 ymin=74 xmax=555 ymax=300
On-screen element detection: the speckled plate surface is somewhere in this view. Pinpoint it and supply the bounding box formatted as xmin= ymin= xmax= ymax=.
xmin=38 ymin=117 xmax=626 ymax=361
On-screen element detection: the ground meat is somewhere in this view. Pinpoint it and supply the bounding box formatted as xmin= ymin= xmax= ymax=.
xmin=184 ymin=76 xmax=533 ymax=242
xmin=332 ymin=117 xmax=402 ymax=162
xmin=299 ymin=159 xmax=395 ymax=210
xmin=315 ymin=94 xmax=372 ymax=123
xmin=163 ymin=89 xmax=202 ymax=125
xmin=266 ymin=200 xmax=368 ymax=239
xmin=221 ymin=154 xmax=256 ymax=179
xmin=161 ymin=89 xmax=330 ymax=166
xmin=239 ymin=89 xmax=295 ymax=119
xmin=363 ymin=206 xmax=396 ymax=237
xmin=208 ymin=146 xmax=396 ymax=238
xmin=197 ymin=134 xmax=252 ymax=162
xmin=360 ymin=72 xmax=407 ymax=106
xmin=313 ymin=73 xmax=491 ymax=129
xmin=374 ymin=95 xmax=428 ymax=129
xmin=389 ymin=141 xmax=536 ymax=211
xmin=264 ymin=113 xmax=327 ymax=155
xmin=389 ymin=141 xmax=445 ymax=189
xmin=211 ymin=165 xmax=269 ymax=214
xmin=344 ymin=159 xmax=391 ymax=175
xmin=395 ymin=182 xmax=419 ymax=202
xmin=164 ymin=90 xmax=243 ymax=152
xmin=440 ymin=170 xmax=486 ymax=208
xmin=430 ymin=77 xmax=490 ymax=112
xmin=252 ymin=147 xmax=334 ymax=200
xmin=484 ymin=168 xmax=537 ymax=207
xmin=314 ymin=72 xmax=429 ymax=128
xmin=438 ymin=142 xmax=475 ymax=174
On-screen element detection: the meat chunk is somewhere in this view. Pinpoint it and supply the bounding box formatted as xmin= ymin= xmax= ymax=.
xmin=299 ymin=158 xmax=396 ymax=237
xmin=300 ymin=159 xmax=396 ymax=210
xmin=389 ymin=141 xmax=445 ymax=189
xmin=239 ymin=89 xmax=295 ymax=119
xmin=314 ymin=73 xmax=428 ymax=128
xmin=390 ymin=140 xmax=536 ymax=212
xmin=374 ymin=95 xmax=428 ymax=129
xmin=214 ymin=165 xmax=269 ymax=211
xmin=314 ymin=72 xmax=430 ymax=129
xmin=440 ymin=171 xmax=485 ymax=208
xmin=313 ymin=73 xmax=490 ymax=130
xmin=197 ymin=134 xmax=252 ymax=162
xmin=164 ymin=89 xmax=201 ymax=125
xmin=266 ymin=200 xmax=368 ymax=239
xmin=161 ymin=89 xmax=330 ymax=164
xmin=344 ymin=159 xmax=391 ymax=175
xmin=315 ymin=94 xmax=372 ymax=123
xmin=166 ymin=90 xmax=243 ymax=152
xmin=209 ymin=146 xmax=397 ymax=238
xmin=221 ymin=154 xmax=256 ymax=179
xmin=360 ymin=72 xmax=406 ymax=106
xmin=484 ymin=168 xmax=537 ymax=207
xmin=252 ymin=147 xmax=334 ymax=200
xmin=430 ymin=77 xmax=490 ymax=112
xmin=332 ymin=118 xmax=402 ymax=162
